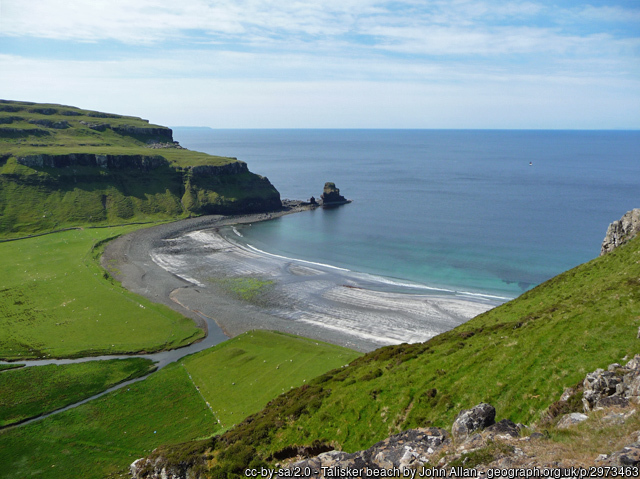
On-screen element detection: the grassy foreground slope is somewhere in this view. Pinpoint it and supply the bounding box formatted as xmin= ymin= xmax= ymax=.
xmin=0 ymin=331 xmax=361 ymax=479
xmin=0 ymin=226 xmax=203 ymax=360
xmin=149 ymin=234 xmax=640 ymax=476
xmin=0 ymin=99 xmax=280 ymax=237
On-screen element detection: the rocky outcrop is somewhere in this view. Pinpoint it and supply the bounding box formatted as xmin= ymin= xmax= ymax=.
xmin=79 ymin=120 xmax=108 ymax=131
xmin=556 ymin=412 xmax=588 ymax=429
xmin=28 ymin=107 xmax=57 ymax=115
xmin=581 ymin=355 xmax=640 ymax=411
xmin=76 ymin=121 xmax=172 ymax=140
xmin=112 ymin=124 xmax=173 ymax=141
xmin=320 ymin=182 xmax=349 ymax=205
xmin=601 ymin=208 xmax=640 ymax=255
xmin=130 ymin=454 xmax=207 ymax=479
xmin=0 ymin=104 xmax=23 ymax=112
xmin=451 ymin=402 xmax=496 ymax=441
xmin=28 ymin=118 xmax=70 ymax=129
xmin=0 ymin=127 xmax=50 ymax=137
xmin=190 ymin=161 xmax=248 ymax=177
xmin=275 ymin=428 xmax=450 ymax=479
xmin=17 ymin=153 xmax=169 ymax=171
xmin=0 ymin=116 xmax=21 ymax=124
xmin=146 ymin=141 xmax=184 ymax=149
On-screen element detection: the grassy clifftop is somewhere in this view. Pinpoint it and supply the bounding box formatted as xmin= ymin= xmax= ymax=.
xmin=0 ymin=100 xmax=281 ymax=237
xmin=148 ymin=232 xmax=640 ymax=476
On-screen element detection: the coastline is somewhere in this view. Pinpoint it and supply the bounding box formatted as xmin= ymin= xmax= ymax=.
xmin=102 ymin=207 xmax=498 ymax=353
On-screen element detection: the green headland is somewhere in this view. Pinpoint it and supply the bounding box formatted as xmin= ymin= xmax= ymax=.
xmin=0 ymin=99 xmax=281 ymax=238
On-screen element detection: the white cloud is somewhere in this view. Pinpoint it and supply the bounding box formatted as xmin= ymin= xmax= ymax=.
xmin=2 ymin=53 xmax=638 ymax=129
xmin=1 ymin=1 xmax=638 ymax=128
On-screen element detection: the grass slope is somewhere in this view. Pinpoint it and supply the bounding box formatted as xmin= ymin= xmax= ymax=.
xmin=0 ymin=100 xmax=280 ymax=237
xmin=148 ymin=235 xmax=640 ymax=476
xmin=0 ymin=226 xmax=203 ymax=360
xmin=0 ymin=331 xmax=360 ymax=479
xmin=0 ymin=358 xmax=155 ymax=427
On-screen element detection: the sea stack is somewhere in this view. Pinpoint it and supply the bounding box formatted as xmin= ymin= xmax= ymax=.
xmin=320 ymin=181 xmax=349 ymax=206
xmin=320 ymin=182 xmax=349 ymax=206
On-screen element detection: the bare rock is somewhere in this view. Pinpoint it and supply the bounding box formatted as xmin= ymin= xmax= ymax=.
xmin=583 ymin=369 xmax=622 ymax=411
xmin=277 ymin=428 xmax=449 ymax=478
xmin=481 ymin=419 xmax=520 ymax=440
xmin=595 ymin=396 xmax=630 ymax=410
xmin=603 ymin=442 xmax=640 ymax=466
xmin=451 ymin=403 xmax=496 ymax=441
xmin=556 ymin=412 xmax=588 ymax=429
xmin=601 ymin=208 xmax=640 ymax=255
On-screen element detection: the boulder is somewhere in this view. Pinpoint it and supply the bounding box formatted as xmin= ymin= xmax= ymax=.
xmin=481 ymin=419 xmax=520 ymax=440
xmin=556 ymin=412 xmax=588 ymax=429
xmin=451 ymin=403 xmax=496 ymax=441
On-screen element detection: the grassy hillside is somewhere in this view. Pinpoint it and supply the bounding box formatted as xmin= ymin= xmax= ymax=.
xmin=0 ymin=331 xmax=361 ymax=479
xmin=0 ymin=226 xmax=203 ymax=360
xmin=146 ymin=234 xmax=640 ymax=476
xmin=0 ymin=100 xmax=281 ymax=237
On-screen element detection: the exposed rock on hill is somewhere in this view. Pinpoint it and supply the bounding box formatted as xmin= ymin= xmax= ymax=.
xmin=601 ymin=208 xmax=640 ymax=255
xmin=16 ymin=153 xmax=169 ymax=170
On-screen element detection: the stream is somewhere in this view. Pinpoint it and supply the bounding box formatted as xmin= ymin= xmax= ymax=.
xmin=0 ymin=312 xmax=228 ymax=429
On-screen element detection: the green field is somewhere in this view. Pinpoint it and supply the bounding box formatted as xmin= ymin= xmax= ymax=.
xmin=181 ymin=331 xmax=362 ymax=429
xmin=0 ymin=362 xmax=215 ymax=479
xmin=0 ymin=227 xmax=203 ymax=360
xmin=0 ymin=331 xmax=361 ymax=479
xmin=0 ymin=358 xmax=155 ymax=427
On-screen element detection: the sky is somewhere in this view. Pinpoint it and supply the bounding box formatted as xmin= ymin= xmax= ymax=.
xmin=0 ymin=0 xmax=639 ymax=129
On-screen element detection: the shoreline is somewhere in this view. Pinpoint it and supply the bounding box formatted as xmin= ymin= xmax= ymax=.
xmin=102 ymin=206 xmax=498 ymax=353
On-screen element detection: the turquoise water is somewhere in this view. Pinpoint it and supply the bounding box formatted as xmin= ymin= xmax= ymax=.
xmin=174 ymin=129 xmax=640 ymax=299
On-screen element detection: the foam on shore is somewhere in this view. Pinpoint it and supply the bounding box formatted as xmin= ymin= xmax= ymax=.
xmin=148 ymin=225 xmax=501 ymax=351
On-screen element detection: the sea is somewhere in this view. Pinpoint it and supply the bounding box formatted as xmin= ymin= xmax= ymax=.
xmin=172 ymin=128 xmax=640 ymax=301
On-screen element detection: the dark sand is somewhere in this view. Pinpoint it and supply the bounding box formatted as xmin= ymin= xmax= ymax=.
xmin=102 ymin=211 xmax=498 ymax=352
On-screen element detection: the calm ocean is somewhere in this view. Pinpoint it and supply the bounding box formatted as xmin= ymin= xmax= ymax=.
xmin=173 ymin=129 xmax=640 ymax=300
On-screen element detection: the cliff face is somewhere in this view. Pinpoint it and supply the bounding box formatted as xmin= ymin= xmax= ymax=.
xmin=601 ymin=208 xmax=640 ymax=255
xmin=17 ymin=153 xmax=169 ymax=170
xmin=0 ymin=99 xmax=282 ymax=236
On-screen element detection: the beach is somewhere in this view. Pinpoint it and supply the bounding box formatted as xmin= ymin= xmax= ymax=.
xmin=102 ymin=210 xmax=498 ymax=353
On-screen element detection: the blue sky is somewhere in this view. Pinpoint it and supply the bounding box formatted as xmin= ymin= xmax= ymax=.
xmin=1 ymin=0 xmax=639 ymax=128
